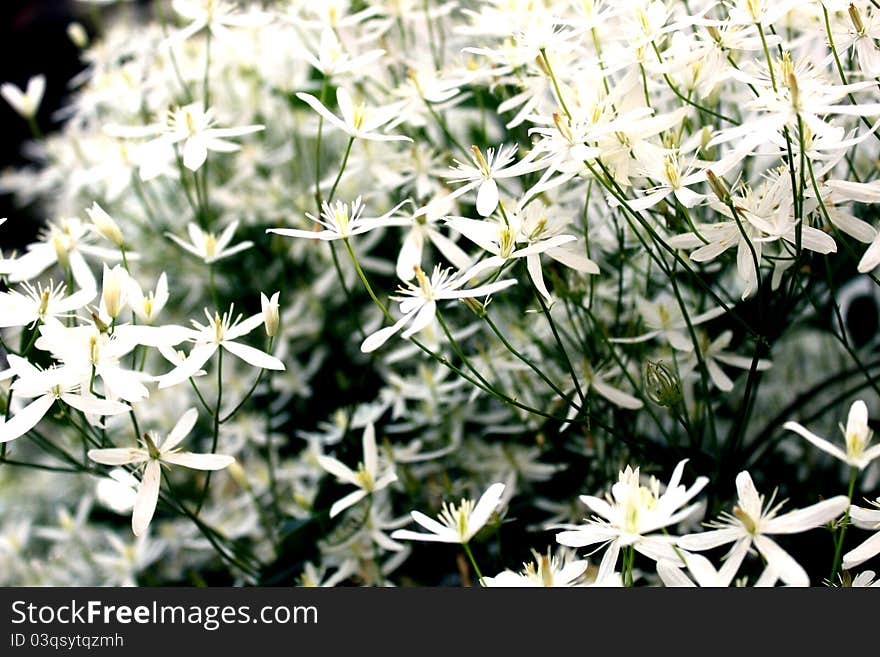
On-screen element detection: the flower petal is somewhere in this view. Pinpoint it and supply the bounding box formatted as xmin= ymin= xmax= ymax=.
xmin=465 ymin=482 xmax=505 ymax=541
xmin=754 ymin=535 xmax=808 ymax=587
xmin=161 ymin=451 xmax=235 ymax=470
xmin=162 ymin=408 xmax=199 ymax=452
xmin=329 ymin=489 xmax=369 ymax=518
xmin=222 ymin=340 xmax=285 ymax=371
xmin=0 ymin=395 xmax=56 ymax=444
xmin=476 ymin=178 xmax=499 ymax=217
xmin=88 ymin=448 xmax=149 ymax=466
xmin=132 ymin=460 xmax=161 ymax=537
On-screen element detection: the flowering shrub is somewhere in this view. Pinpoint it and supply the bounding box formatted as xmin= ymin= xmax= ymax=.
xmin=1 ymin=0 xmax=880 ymax=588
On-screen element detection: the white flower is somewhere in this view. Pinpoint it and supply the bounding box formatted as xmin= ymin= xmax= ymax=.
xmin=556 ymin=460 xmax=708 ymax=582
xmin=483 ymin=549 xmax=590 ymax=587
xmin=445 ymin=144 xmax=546 ymax=217
xmin=0 ymin=356 xmax=130 ymax=445
xmin=678 ymin=471 xmax=849 ymax=586
xmin=317 ymin=423 xmax=397 ymax=518
xmin=784 ymin=400 xmax=880 ymax=471
xmin=0 ymin=217 xmax=126 ymax=291
xmin=267 ymin=197 xmax=405 ymax=242
xmin=164 ymin=103 xmax=265 ymax=171
xmin=34 ymin=319 xmax=164 ymax=404
xmin=394 ymin=199 xmax=472 ymax=281
xmin=445 ymin=214 xmax=576 ymax=274
xmin=657 ymin=553 xmax=778 ymax=588
xmin=611 ymin=294 xmax=726 ymax=351
xmin=157 ymin=304 xmax=285 ymax=389
xmin=0 ymin=280 xmax=94 ymax=329
xmin=681 ymin=330 xmax=772 ymax=393
xmin=170 ymin=0 xmax=271 ymax=43
xmin=446 ymin=201 xmax=597 ymax=303
xmin=391 ymin=482 xmax=506 ymax=544
xmin=842 ymin=498 xmax=880 ymax=570
xmin=1 ymin=74 xmax=45 ymax=119
xmin=88 ymin=409 xmax=235 ymax=536
xmin=166 ymin=221 xmax=253 ymax=264
xmin=617 ymin=151 xmax=710 ymax=212
xmin=108 ymin=103 xmax=264 ymax=176
xmin=296 ymin=88 xmax=412 ymax=142
xmin=302 ymin=26 xmax=385 ymax=78
xmin=128 ymin=273 xmax=169 ymax=325
xmin=359 ymin=264 xmax=517 ymax=353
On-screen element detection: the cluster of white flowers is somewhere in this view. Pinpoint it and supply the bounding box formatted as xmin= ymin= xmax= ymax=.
xmin=0 ymin=0 xmax=879 ymax=587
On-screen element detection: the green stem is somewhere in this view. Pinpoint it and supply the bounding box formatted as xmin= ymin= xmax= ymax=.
xmin=220 ymin=337 xmax=274 ymax=423
xmin=196 ymin=348 xmax=222 ymax=514
xmin=462 ymin=541 xmax=485 ymax=587
xmin=327 ymin=137 xmax=355 ymax=204
xmin=540 ymin=48 xmax=572 ymax=120
xmin=830 ymin=467 xmax=858 ymax=583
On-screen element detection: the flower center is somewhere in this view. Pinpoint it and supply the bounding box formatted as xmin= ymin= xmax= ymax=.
xmin=38 ymin=289 xmax=51 ymax=318
xmin=498 ymin=226 xmax=516 ymax=259
xmin=733 ymin=506 xmax=758 ymax=535
xmin=204 ymin=233 xmax=217 ymax=258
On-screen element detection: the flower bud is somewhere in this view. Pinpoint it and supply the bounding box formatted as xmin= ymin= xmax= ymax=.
xmin=227 ymin=461 xmax=249 ymax=488
xmin=102 ymin=264 xmax=129 ymax=319
xmin=67 ymin=22 xmax=89 ymax=49
xmin=261 ymin=291 xmax=280 ymax=337
xmin=848 ymin=4 xmax=865 ymax=34
xmin=644 ymin=360 xmax=682 ymax=408
xmin=461 ymin=296 xmax=487 ymax=318
xmin=706 ymin=170 xmax=730 ymax=204
xmin=90 ymin=311 xmax=110 ymax=334
xmin=86 ymin=202 xmax=124 ymax=247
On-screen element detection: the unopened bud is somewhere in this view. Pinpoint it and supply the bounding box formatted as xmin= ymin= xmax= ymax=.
xmin=535 ymin=53 xmax=550 ymax=76
xmin=644 ymin=360 xmax=682 ymax=408
xmin=706 ymin=170 xmax=730 ymax=203
xmin=67 ymin=22 xmax=89 ymax=49
xmin=261 ymin=291 xmax=280 ymax=337
xmin=143 ymin=434 xmax=161 ymax=460
xmin=227 ymin=461 xmax=249 ymax=488
xmin=102 ymin=264 xmax=128 ymax=319
xmin=86 ymin=202 xmax=124 ymax=247
xmin=461 ymin=296 xmax=487 ymax=318
xmin=849 ymin=4 xmax=865 ymax=34
xmin=91 ymin=311 xmax=110 ymax=334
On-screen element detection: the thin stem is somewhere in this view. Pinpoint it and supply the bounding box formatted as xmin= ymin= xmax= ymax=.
xmin=540 ymin=48 xmax=572 ymax=120
xmin=462 ymin=541 xmax=485 ymax=587
xmin=327 ymin=137 xmax=355 ymax=204
xmin=220 ymin=337 xmax=275 ymax=423
xmin=830 ymin=468 xmax=858 ymax=583
xmin=196 ymin=348 xmax=223 ymax=514
xmin=531 ymin=279 xmax=587 ymax=408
